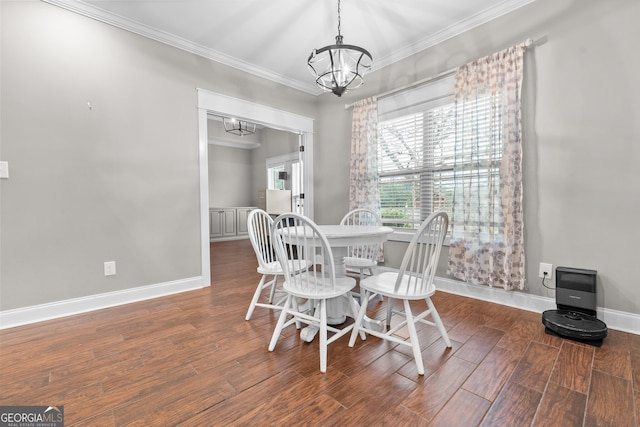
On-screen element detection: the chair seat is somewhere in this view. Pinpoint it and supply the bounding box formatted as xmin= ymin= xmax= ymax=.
xmin=257 ymin=259 xmax=310 ymax=275
xmin=283 ymin=274 xmax=356 ymax=299
xmin=344 ymin=256 xmax=377 ymax=269
xmin=360 ymin=271 xmax=437 ymax=300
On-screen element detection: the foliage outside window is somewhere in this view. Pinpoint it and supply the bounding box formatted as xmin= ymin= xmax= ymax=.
xmin=378 ymin=103 xmax=456 ymax=230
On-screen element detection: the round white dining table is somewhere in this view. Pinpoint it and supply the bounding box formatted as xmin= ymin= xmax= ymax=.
xmin=316 ymin=224 xmax=394 ymax=279
xmin=280 ymin=224 xmax=394 ymax=335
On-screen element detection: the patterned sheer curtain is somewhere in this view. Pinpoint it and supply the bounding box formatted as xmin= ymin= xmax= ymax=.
xmin=349 ymin=97 xmax=380 ymax=213
xmin=448 ymin=45 xmax=525 ymax=290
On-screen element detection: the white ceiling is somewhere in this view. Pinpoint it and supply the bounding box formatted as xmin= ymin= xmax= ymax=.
xmin=45 ymin=0 xmax=535 ymax=95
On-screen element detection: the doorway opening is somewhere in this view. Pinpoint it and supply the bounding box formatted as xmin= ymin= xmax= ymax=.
xmin=197 ymin=89 xmax=315 ymax=285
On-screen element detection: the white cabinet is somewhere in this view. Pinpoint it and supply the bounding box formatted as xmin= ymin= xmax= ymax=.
xmin=236 ymin=207 xmax=254 ymax=235
xmin=210 ymin=207 xmax=257 ymax=240
xmin=210 ymin=208 xmax=236 ymax=239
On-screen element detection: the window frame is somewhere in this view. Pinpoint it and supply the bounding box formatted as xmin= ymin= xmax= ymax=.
xmin=377 ymin=76 xmax=456 ymax=243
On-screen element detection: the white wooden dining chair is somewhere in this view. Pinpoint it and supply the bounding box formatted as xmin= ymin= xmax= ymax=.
xmin=339 ymin=208 xmax=383 ymax=281
xmin=269 ymin=213 xmax=359 ymax=373
xmin=348 ymin=211 xmax=452 ymax=375
xmin=245 ymin=209 xmax=310 ymax=321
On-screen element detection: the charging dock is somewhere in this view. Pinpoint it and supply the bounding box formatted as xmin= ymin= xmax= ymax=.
xmin=541 ymin=267 xmax=607 ymax=346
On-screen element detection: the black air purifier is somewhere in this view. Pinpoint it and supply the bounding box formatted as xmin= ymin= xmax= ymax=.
xmin=541 ymin=267 xmax=608 ymax=346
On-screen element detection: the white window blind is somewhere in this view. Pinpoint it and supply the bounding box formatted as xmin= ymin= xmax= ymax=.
xmin=377 ymin=76 xmax=456 ymax=230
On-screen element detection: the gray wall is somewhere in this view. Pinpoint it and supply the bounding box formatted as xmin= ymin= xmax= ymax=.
xmin=313 ymin=0 xmax=640 ymax=314
xmin=0 ymin=1 xmax=315 ymax=311
xmin=208 ymin=144 xmax=253 ymax=207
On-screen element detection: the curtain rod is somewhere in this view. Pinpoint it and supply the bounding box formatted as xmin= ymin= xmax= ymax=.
xmin=345 ymin=38 xmax=535 ymax=110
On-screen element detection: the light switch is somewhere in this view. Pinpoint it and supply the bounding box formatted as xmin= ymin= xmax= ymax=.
xmin=0 ymin=161 xmax=8 ymax=179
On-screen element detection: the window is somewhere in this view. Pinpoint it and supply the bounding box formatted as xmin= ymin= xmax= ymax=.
xmin=267 ymin=165 xmax=286 ymax=190
xmin=377 ymin=76 xmax=456 ymax=230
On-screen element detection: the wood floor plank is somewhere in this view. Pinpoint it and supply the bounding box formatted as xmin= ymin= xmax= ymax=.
xmin=482 ymin=303 xmax=523 ymax=332
xmin=244 ymin=368 xmax=349 ymax=423
xmin=445 ymin=310 xmax=489 ymax=344
xmin=396 ymin=336 xmax=463 ymax=379
xmin=549 ymin=341 xmax=594 ymax=394
xmin=65 ymin=411 xmax=116 ymax=427
xmin=176 ymin=369 xmax=306 ymax=426
xmin=429 ymin=388 xmax=491 ymax=427
xmin=454 ymin=325 xmax=504 ymax=364
xmin=112 ymin=369 xmax=237 ymax=426
xmin=585 ymin=369 xmax=636 ymax=427
xmin=480 ymin=381 xmax=542 ymax=427
xmin=326 ymin=350 xmax=415 ymax=409
xmin=375 ymin=405 xmax=428 ymax=426
xmin=592 ymin=344 xmax=632 ymax=379
xmin=323 ymin=372 xmax=419 ymax=425
xmin=276 ymin=393 xmax=346 ymax=426
xmin=402 ymin=356 xmax=477 ymax=422
xmin=532 ymin=382 xmax=587 ymax=427
xmin=495 ymin=317 xmax=539 ymax=354
xmin=462 ymin=345 xmax=521 ymax=401
xmin=508 ymin=341 xmax=559 ymax=393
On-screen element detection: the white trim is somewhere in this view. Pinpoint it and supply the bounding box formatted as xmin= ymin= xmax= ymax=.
xmin=376 ymin=269 xmax=640 ymax=335
xmin=198 ymin=108 xmax=211 ymax=286
xmin=0 ymin=277 xmax=204 ymax=329
xmin=199 ymin=91 xmax=314 ymax=134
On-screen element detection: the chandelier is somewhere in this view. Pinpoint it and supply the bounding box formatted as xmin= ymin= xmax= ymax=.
xmin=223 ymin=118 xmax=256 ymax=137
xmin=307 ymin=0 xmax=372 ymax=97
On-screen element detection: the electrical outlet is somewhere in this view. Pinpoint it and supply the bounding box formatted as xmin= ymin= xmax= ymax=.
xmin=538 ymin=262 xmax=553 ymax=279
xmin=104 ymin=261 xmax=116 ymax=276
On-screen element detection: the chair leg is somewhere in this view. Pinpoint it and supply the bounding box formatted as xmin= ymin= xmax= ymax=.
xmin=349 ymin=290 xmax=370 ymax=347
xmin=403 ymin=299 xmax=425 ymax=375
xmin=268 ymin=294 xmax=292 ymax=351
xmin=427 ymin=297 xmax=452 ymax=347
xmin=346 ymin=293 xmax=366 ymax=341
xmin=386 ymin=297 xmax=395 ymax=326
xmin=268 ymin=275 xmax=279 ymax=303
xmin=319 ymin=299 xmax=328 ymax=373
xmin=245 ymin=275 xmax=268 ymax=320
xmin=292 ymin=297 xmax=302 ymax=329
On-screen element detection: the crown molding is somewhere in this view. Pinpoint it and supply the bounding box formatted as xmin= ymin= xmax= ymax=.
xmin=43 ymin=0 xmax=535 ymax=96
xmin=375 ymin=0 xmax=537 ymax=68
xmin=42 ymin=0 xmax=322 ymax=95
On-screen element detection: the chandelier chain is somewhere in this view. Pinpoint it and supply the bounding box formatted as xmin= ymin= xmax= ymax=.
xmin=337 ymin=0 xmax=341 ymax=36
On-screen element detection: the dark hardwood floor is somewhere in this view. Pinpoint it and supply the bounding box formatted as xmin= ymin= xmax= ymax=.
xmin=1 ymin=239 xmax=638 ymax=426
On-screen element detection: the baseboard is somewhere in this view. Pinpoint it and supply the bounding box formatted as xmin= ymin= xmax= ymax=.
xmin=0 ymin=276 xmax=206 ymax=330
xmin=210 ymin=235 xmax=249 ymax=242
xmin=432 ymin=276 xmax=639 ymax=335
